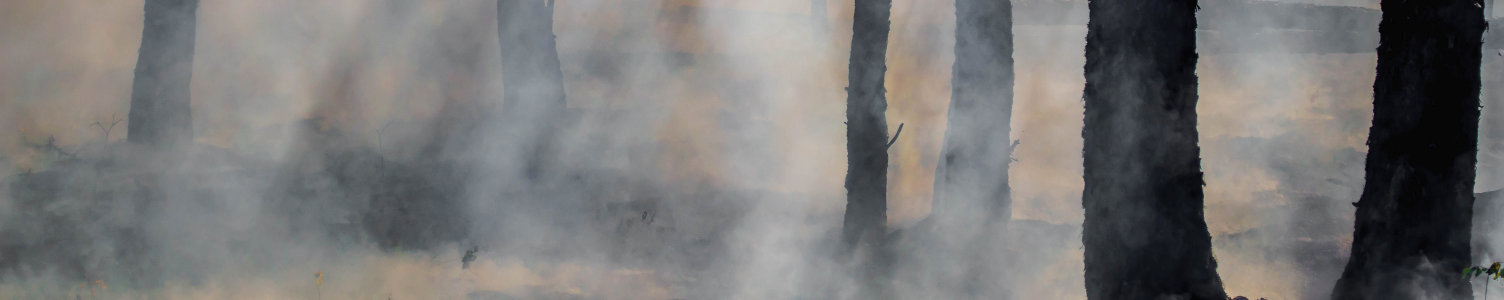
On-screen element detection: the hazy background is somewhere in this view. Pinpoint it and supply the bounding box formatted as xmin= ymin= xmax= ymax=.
xmin=0 ymin=0 xmax=1500 ymax=299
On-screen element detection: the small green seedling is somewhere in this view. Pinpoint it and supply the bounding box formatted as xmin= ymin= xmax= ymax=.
xmin=1465 ymin=262 xmax=1504 ymax=299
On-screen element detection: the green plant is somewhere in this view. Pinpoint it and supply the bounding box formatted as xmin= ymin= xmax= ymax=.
xmin=1464 ymin=262 xmax=1503 ymax=299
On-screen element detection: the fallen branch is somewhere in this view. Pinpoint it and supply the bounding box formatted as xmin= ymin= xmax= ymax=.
xmin=21 ymin=133 xmax=76 ymax=160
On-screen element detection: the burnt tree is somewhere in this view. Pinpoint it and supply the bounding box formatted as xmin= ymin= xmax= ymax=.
xmin=1081 ymin=0 xmax=1226 ymax=299
xmin=127 ymin=0 xmax=199 ymax=146
xmin=842 ymin=0 xmax=894 ymax=251
xmin=934 ymin=0 xmax=1015 ymax=232
xmin=497 ymin=0 xmax=568 ymax=179
xmin=840 ymin=1 xmax=896 ymax=297
xmin=1331 ymin=0 xmax=1486 ymax=299
xmin=924 ymin=0 xmax=1015 ymax=296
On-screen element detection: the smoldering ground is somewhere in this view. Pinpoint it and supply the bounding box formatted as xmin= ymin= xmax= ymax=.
xmin=0 ymin=0 xmax=1501 ymax=299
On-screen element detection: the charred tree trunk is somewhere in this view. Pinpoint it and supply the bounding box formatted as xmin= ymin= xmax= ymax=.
xmin=841 ymin=0 xmax=894 ymax=297
xmin=934 ymin=0 xmax=1015 ymax=231
xmin=924 ymin=0 xmax=1015 ymax=296
xmin=1081 ymin=0 xmax=1226 ymax=299
xmin=127 ymin=0 xmax=198 ymax=147
xmin=497 ymin=0 xmax=568 ymax=180
xmin=842 ymin=0 xmax=893 ymax=251
xmin=1331 ymin=0 xmax=1485 ymax=299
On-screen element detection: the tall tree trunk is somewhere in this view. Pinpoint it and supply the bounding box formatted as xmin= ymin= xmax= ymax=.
xmin=1331 ymin=0 xmax=1485 ymax=299
xmin=924 ymin=0 xmax=1014 ymax=296
xmin=842 ymin=1 xmax=894 ymax=298
xmin=1081 ymin=0 xmax=1226 ymax=299
xmin=497 ymin=0 xmax=567 ymax=180
xmin=934 ymin=0 xmax=1015 ymax=233
xmin=127 ymin=0 xmax=198 ymax=147
xmin=842 ymin=0 xmax=893 ymax=251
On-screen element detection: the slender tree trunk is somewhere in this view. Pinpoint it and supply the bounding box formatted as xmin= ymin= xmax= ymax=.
xmin=1081 ymin=0 xmax=1226 ymax=299
xmin=127 ymin=0 xmax=198 ymax=147
xmin=841 ymin=1 xmax=894 ymax=298
xmin=497 ymin=0 xmax=567 ymax=180
xmin=842 ymin=0 xmax=893 ymax=251
xmin=1331 ymin=0 xmax=1485 ymax=299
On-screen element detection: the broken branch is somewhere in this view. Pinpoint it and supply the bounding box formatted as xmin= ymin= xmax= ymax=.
xmin=886 ymin=123 xmax=905 ymax=149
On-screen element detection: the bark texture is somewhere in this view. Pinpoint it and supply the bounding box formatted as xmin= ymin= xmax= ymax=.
xmin=1081 ymin=0 xmax=1226 ymax=299
xmin=1331 ymin=0 xmax=1485 ymax=299
xmin=127 ymin=0 xmax=199 ymax=147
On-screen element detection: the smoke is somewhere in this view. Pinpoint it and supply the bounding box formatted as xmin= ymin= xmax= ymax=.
xmin=1 ymin=0 xmax=1502 ymax=299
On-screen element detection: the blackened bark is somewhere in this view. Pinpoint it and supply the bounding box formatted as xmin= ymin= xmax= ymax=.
xmin=934 ymin=0 xmax=1014 ymax=230
xmin=497 ymin=0 xmax=568 ymax=179
xmin=1331 ymin=1 xmax=1485 ymax=299
xmin=1081 ymin=0 xmax=1226 ymax=299
xmin=842 ymin=0 xmax=893 ymax=251
xmin=127 ymin=0 xmax=198 ymax=147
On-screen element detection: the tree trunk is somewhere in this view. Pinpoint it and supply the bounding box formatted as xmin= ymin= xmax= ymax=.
xmin=925 ymin=0 xmax=1014 ymax=296
xmin=841 ymin=1 xmax=894 ymax=298
xmin=127 ymin=0 xmax=198 ymax=147
xmin=842 ymin=0 xmax=893 ymax=251
xmin=1331 ymin=0 xmax=1485 ymax=299
xmin=1081 ymin=0 xmax=1226 ymax=299
xmin=934 ymin=0 xmax=1015 ymax=232
xmin=497 ymin=0 xmax=568 ymax=180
